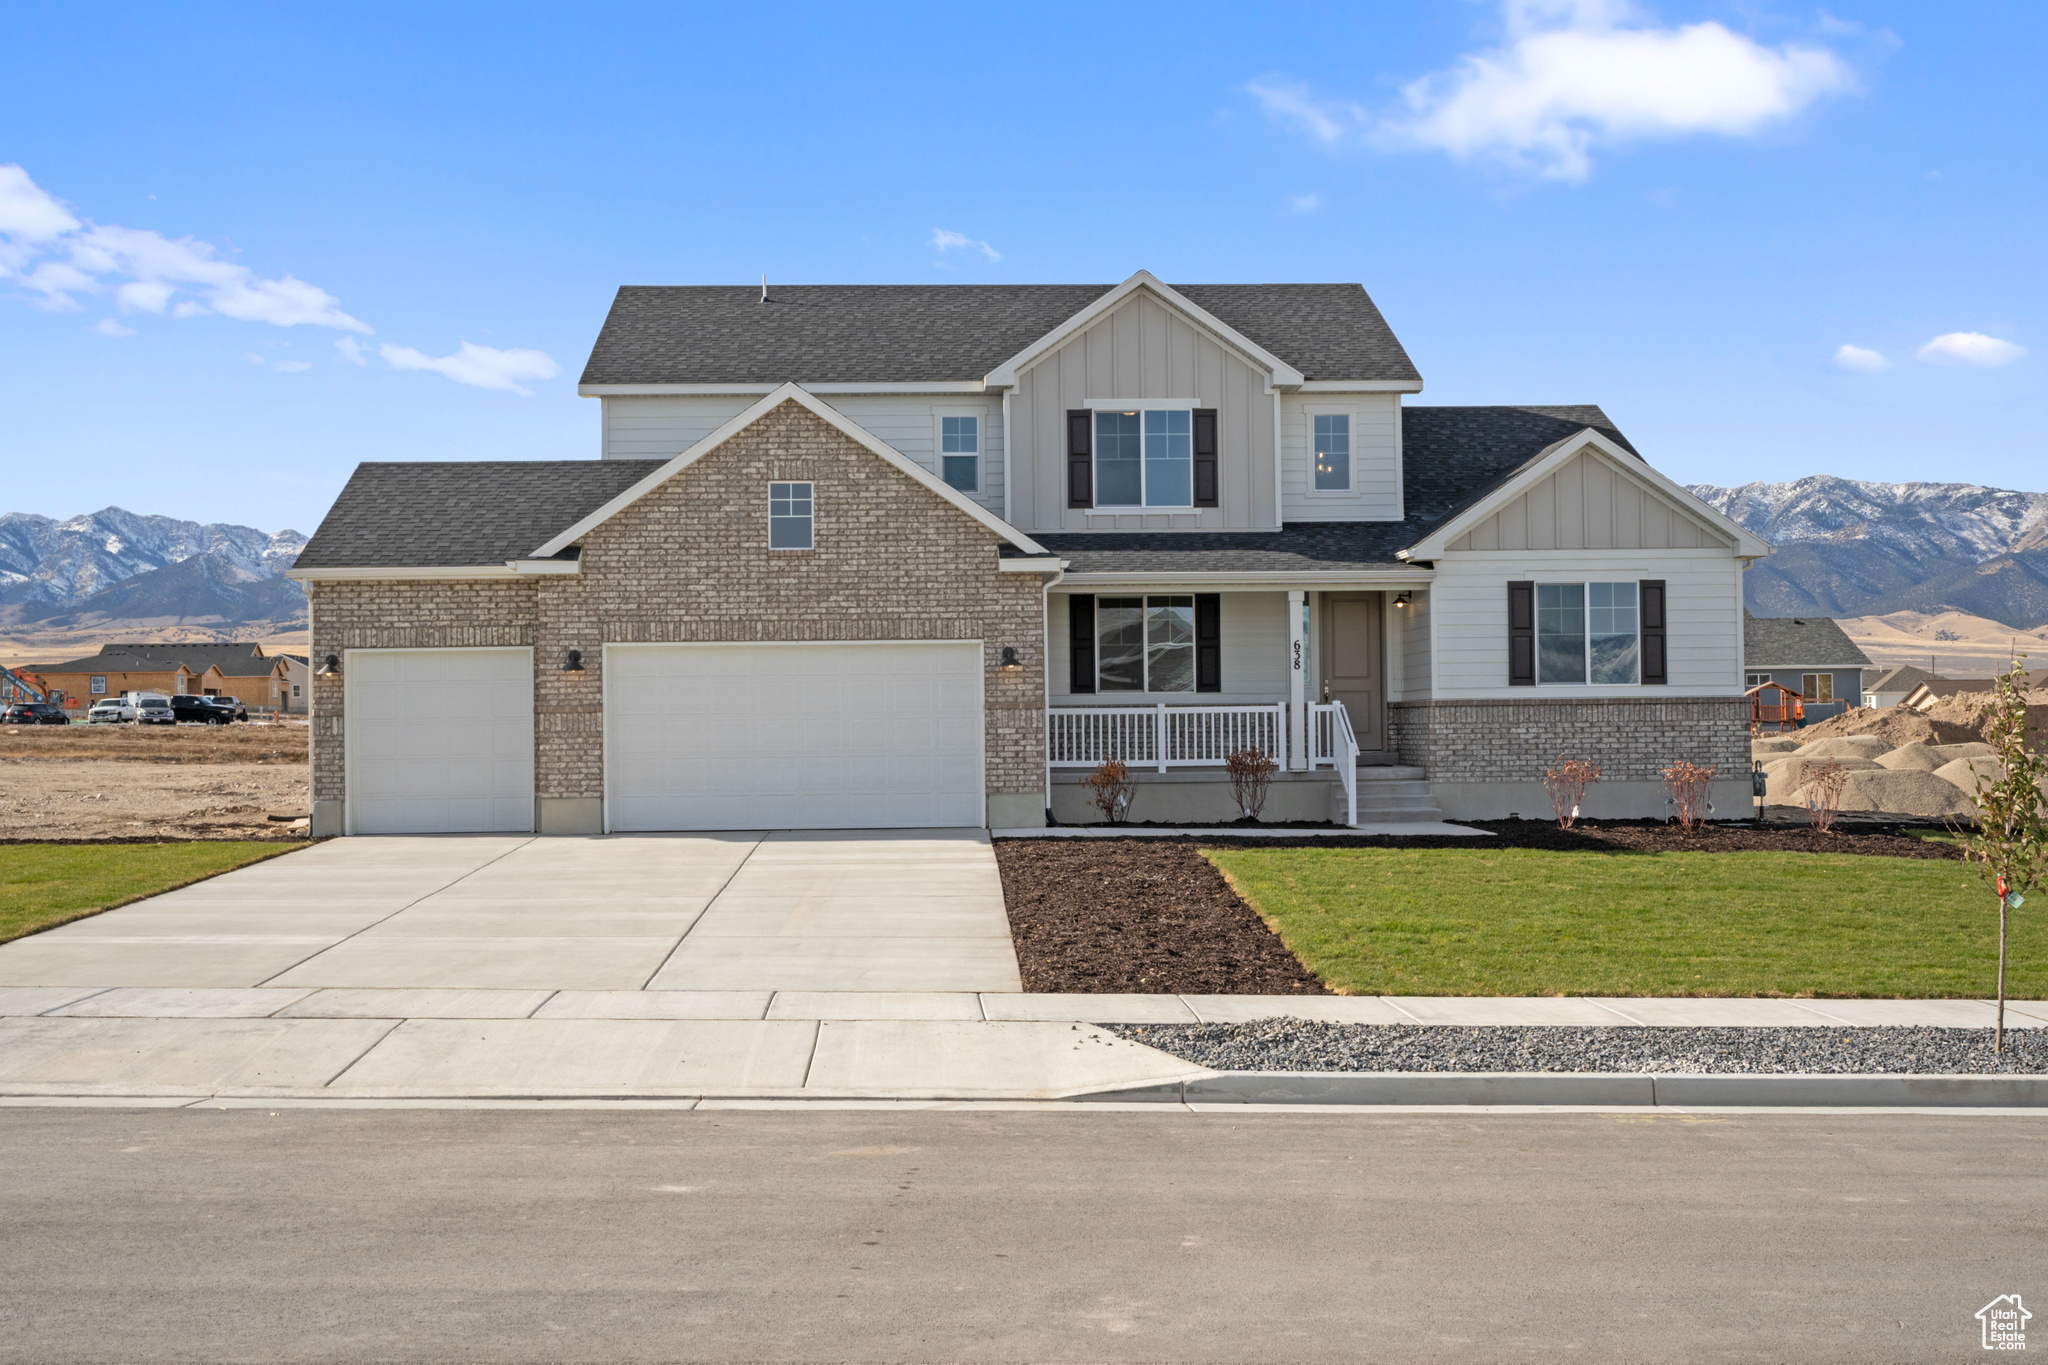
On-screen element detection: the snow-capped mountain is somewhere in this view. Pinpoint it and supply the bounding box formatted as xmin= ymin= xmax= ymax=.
xmin=1687 ymin=477 xmax=2048 ymax=628
xmin=0 ymin=508 xmax=306 ymax=609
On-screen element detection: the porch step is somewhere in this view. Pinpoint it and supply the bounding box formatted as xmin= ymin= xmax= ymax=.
xmin=1356 ymin=764 xmax=1426 ymax=781
xmin=1333 ymin=776 xmax=1444 ymax=825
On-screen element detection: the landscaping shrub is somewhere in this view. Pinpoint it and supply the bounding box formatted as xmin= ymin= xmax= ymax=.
xmin=1662 ymin=760 xmax=1715 ymax=831
xmin=1543 ymin=755 xmax=1600 ymax=829
xmin=1082 ymin=758 xmax=1135 ymax=825
xmin=1225 ymin=747 xmax=1278 ymax=821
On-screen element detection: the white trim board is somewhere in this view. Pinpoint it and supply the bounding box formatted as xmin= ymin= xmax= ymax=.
xmin=982 ymin=271 xmax=1307 ymax=389
xmin=532 ymin=382 xmax=1049 ymax=559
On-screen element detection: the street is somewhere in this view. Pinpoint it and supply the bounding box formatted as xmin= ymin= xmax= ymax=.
xmin=1 ymin=1106 xmax=2040 ymax=1362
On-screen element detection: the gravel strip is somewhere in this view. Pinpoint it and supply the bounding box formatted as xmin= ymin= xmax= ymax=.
xmin=1101 ymin=1021 xmax=2048 ymax=1074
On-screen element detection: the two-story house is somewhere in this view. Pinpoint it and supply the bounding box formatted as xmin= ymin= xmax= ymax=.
xmin=291 ymin=272 xmax=1766 ymax=835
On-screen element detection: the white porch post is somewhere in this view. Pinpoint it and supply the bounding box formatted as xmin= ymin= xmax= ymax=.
xmin=1287 ymin=589 xmax=1308 ymax=770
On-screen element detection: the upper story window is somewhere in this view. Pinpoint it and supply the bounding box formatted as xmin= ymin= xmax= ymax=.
xmin=941 ymin=416 xmax=980 ymax=493
xmin=1313 ymin=414 xmax=1351 ymax=491
xmin=1746 ymin=672 xmax=1772 ymax=689
xmin=1096 ymin=595 xmax=1195 ymax=692
xmin=768 ymin=482 xmax=813 ymax=550
xmin=1537 ymin=582 xmax=1639 ymax=685
xmin=1095 ymin=410 xmax=1191 ymax=508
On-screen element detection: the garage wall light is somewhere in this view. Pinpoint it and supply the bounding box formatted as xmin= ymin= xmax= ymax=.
xmin=561 ymin=649 xmax=586 ymax=673
xmin=999 ymin=646 xmax=1023 ymax=671
xmin=316 ymin=654 xmax=342 ymax=677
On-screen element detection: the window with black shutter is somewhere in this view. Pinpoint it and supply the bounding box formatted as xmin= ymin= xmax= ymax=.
xmin=1195 ymin=593 xmax=1221 ymax=692
xmin=1066 ymin=410 xmax=1092 ymax=508
xmin=1508 ymin=581 xmax=1535 ymax=686
xmin=1192 ymin=409 xmax=1218 ymax=508
xmin=1068 ymin=594 xmax=1095 ymax=693
xmin=1639 ymin=579 xmax=1668 ymax=685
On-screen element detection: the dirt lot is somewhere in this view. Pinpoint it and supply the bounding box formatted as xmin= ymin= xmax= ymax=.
xmin=0 ymin=722 xmax=309 ymax=841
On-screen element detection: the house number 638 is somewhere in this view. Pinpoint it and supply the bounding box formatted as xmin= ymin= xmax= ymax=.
xmin=1292 ymin=641 xmax=1303 ymax=670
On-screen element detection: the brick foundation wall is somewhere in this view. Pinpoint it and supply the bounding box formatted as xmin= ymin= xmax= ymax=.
xmin=309 ymin=399 xmax=1046 ymax=812
xmin=1389 ymin=696 xmax=1749 ymax=784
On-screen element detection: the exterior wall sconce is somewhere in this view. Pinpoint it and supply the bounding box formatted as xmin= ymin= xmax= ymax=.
xmin=1392 ymin=592 xmax=1411 ymax=609
xmin=561 ymin=649 xmax=586 ymax=672
xmin=998 ymin=646 xmax=1024 ymax=671
xmin=316 ymin=654 xmax=342 ymax=677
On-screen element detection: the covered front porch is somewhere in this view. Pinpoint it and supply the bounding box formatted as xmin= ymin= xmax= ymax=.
xmin=1043 ymin=581 xmax=1435 ymax=825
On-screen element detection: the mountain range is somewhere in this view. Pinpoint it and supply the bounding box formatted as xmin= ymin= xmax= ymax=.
xmin=1688 ymin=477 xmax=2048 ymax=629
xmin=0 ymin=508 xmax=307 ymax=630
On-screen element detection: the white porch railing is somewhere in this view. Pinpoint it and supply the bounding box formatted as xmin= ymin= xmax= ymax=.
xmin=1047 ymin=703 xmax=1287 ymax=772
xmin=1308 ymin=700 xmax=1360 ymax=826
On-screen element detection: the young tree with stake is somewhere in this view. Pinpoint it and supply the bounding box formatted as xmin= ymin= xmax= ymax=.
xmin=1957 ymin=655 xmax=2047 ymax=1052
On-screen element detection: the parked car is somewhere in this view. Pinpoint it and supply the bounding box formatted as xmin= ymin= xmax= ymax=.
xmin=205 ymin=696 xmax=248 ymax=722
xmin=2 ymin=702 xmax=70 ymax=725
xmin=87 ymin=697 xmax=133 ymax=723
xmin=171 ymin=694 xmax=230 ymax=724
xmin=132 ymin=694 xmax=175 ymax=725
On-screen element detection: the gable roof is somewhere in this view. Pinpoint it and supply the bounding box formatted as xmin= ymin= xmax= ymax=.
xmin=579 ymin=279 xmax=1419 ymax=387
xmin=1866 ymin=664 xmax=1936 ymax=693
xmin=1743 ymin=612 xmax=1873 ymax=668
xmin=32 ymin=643 xmax=283 ymax=676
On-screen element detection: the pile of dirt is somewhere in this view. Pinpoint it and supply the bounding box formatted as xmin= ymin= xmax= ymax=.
xmin=0 ymin=722 xmax=307 ymax=764
xmin=991 ymin=839 xmax=1329 ymax=994
xmin=1792 ymin=705 xmax=1982 ymax=748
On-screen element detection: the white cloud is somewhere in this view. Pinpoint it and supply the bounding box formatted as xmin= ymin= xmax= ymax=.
xmin=0 ymin=163 xmax=79 ymax=245
xmin=1256 ymin=1 xmax=1855 ymax=181
xmin=379 ymin=341 xmax=561 ymax=395
xmin=243 ymin=352 xmax=267 ymax=366
xmin=931 ymin=228 xmax=1000 ymax=261
xmin=1289 ymin=193 xmax=1322 ymax=214
xmin=334 ymin=336 xmax=368 ymax=365
xmin=93 ymin=318 xmax=136 ymax=338
xmin=1917 ymin=332 xmax=2025 ymax=367
xmin=272 ymin=359 xmax=312 ymax=373
xmin=1832 ymin=343 xmax=1888 ymax=372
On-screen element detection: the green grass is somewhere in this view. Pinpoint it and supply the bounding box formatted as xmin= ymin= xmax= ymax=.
xmin=1203 ymin=846 xmax=2045 ymax=999
xmin=0 ymin=843 xmax=298 ymax=944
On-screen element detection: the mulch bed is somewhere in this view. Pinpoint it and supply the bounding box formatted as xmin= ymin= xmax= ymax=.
xmin=992 ymin=839 xmax=1329 ymax=995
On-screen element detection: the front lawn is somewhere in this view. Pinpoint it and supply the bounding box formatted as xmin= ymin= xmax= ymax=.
xmin=0 ymin=842 xmax=297 ymax=944
xmin=1203 ymin=846 xmax=2044 ymax=999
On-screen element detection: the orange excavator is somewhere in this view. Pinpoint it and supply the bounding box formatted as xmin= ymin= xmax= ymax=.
xmin=0 ymin=665 xmax=55 ymax=706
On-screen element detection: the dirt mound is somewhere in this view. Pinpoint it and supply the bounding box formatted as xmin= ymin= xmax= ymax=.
xmin=1834 ymin=769 xmax=1975 ymax=820
xmin=1799 ymin=734 xmax=1895 ymax=759
xmin=1875 ymin=742 xmax=1944 ymax=772
xmin=1931 ymin=742 xmax=1997 ymax=764
xmin=1752 ymin=737 xmax=1802 ymax=756
xmin=1792 ymin=706 xmax=1981 ymax=748
xmin=1763 ymin=756 xmax=1879 ymax=802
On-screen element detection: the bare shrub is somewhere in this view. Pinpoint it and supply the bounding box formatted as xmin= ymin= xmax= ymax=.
xmin=1225 ymin=747 xmax=1279 ymax=821
xmin=1543 ymin=755 xmax=1601 ymax=829
xmin=1082 ymin=758 xmax=1135 ymax=825
xmin=1803 ymin=759 xmax=1850 ymax=833
xmin=1662 ymin=761 xmax=1716 ymax=831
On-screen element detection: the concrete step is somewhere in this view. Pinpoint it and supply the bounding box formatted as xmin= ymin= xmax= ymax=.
xmin=1356 ymin=765 xmax=1427 ymax=781
xmin=1334 ymin=775 xmax=1444 ymax=825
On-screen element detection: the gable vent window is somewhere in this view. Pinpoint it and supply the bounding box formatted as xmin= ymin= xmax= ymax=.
xmin=769 ymin=482 xmax=814 ymax=550
xmin=1313 ymin=413 xmax=1351 ymax=491
xmin=1095 ymin=410 xmax=1191 ymax=508
xmin=941 ymin=416 xmax=979 ymax=493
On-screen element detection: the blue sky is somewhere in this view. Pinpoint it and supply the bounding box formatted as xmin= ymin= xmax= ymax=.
xmin=2 ymin=1 xmax=2041 ymax=535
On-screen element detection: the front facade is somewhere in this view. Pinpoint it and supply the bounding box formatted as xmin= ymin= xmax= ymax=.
xmin=28 ymin=642 xmax=293 ymax=714
xmin=293 ymin=273 xmax=1766 ymax=835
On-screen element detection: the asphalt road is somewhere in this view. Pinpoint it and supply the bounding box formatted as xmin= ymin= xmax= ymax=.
xmin=0 ymin=1106 xmax=2041 ymax=1363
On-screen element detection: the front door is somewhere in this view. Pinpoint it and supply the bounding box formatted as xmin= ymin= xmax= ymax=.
xmin=1320 ymin=594 xmax=1385 ymax=752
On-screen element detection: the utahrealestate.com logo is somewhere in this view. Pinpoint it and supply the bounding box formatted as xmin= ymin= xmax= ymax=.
xmin=1979 ymin=1296 xmax=2031 ymax=1351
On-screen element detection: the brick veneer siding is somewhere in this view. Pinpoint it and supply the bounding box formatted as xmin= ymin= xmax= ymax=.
xmin=309 ymin=399 xmax=1045 ymax=816
xmin=308 ymin=578 xmax=540 ymax=804
xmin=1389 ymin=696 xmax=1749 ymax=784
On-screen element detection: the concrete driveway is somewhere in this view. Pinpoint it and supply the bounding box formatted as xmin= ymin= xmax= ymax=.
xmin=0 ymin=830 xmax=1023 ymax=995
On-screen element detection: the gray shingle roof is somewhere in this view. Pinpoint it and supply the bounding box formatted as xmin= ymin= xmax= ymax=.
xmin=1743 ymin=611 xmax=1873 ymax=668
xmin=1036 ymin=405 xmax=1639 ymax=574
xmin=33 ymin=643 xmax=282 ymax=676
xmin=578 ymin=283 xmax=1420 ymax=386
xmin=294 ymin=461 xmax=664 ymax=569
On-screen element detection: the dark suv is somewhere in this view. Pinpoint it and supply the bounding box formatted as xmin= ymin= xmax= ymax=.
xmin=206 ymin=696 xmax=248 ymax=722
xmin=2 ymin=702 xmax=70 ymax=725
xmin=170 ymin=694 xmax=230 ymax=724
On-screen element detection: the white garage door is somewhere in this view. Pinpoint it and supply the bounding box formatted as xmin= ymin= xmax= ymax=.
xmin=345 ymin=648 xmax=534 ymax=834
xmin=605 ymin=642 xmax=984 ymax=831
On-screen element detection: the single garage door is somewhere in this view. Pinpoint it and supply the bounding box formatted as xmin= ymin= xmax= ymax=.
xmin=605 ymin=641 xmax=984 ymax=830
xmin=346 ymin=648 xmax=534 ymax=834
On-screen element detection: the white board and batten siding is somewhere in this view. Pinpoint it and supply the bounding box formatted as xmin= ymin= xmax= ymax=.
xmin=344 ymin=648 xmax=535 ymax=834
xmin=1009 ymin=294 xmax=1277 ymax=534
xmin=601 ymin=394 xmax=1007 ymax=519
xmin=603 ymin=641 xmax=985 ymax=831
xmin=1279 ymin=392 xmax=1401 ymax=522
xmin=1445 ymin=450 xmax=1725 ymax=553
xmin=1048 ymin=592 xmax=1290 ymax=706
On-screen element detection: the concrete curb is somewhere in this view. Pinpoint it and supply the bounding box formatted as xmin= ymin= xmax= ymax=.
xmin=1077 ymin=1071 xmax=2048 ymax=1108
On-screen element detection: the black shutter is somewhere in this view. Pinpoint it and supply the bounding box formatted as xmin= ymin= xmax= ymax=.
xmin=1195 ymin=593 xmax=1221 ymax=692
xmin=1192 ymin=409 xmax=1218 ymax=508
xmin=1066 ymin=410 xmax=1093 ymax=508
xmin=1068 ymin=594 xmax=1095 ymax=694
xmin=1508 ymin=581 xmax=1535 ymax=686
xmin=1640 ymin=580 xmax=1667 ymax=685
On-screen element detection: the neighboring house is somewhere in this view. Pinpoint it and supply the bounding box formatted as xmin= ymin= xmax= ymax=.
xmin=1742 ymin=612 xmax=1871 ymax=724
xmin=1903 ymin=671 xmax=2048 ymax=711
xmin=30 ymin=642 xmax=294 ymax=713
xmin=1863 ymin=664 xmax=1937 ymax=709
xmin=276 ymin=652 xmax=310 ymax=714
xmin=290 ymin=271 xmax=1768 ymax=836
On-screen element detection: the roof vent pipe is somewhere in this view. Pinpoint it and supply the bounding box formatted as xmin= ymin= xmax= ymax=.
xmin=760 ymin=274 xmax=768 ymax=304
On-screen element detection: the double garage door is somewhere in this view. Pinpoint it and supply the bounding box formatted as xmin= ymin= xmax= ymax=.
xmin=343 ymin=642 xmax=984 ymax=834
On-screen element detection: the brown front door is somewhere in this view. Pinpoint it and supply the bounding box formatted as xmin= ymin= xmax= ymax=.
xmin=1320 ymin=594 xmax=1385 ymax=752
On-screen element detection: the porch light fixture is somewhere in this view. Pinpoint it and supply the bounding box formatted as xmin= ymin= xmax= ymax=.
xmin=316 ymin=654 xmax=342 ymax=677
xmin=1392 ymin=592 xmax=1411 ymax=609
xmin=999 ymin=647 xmax=1024 ymax=671
xmin=561 ymin=649 xmax=586 ymax=673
